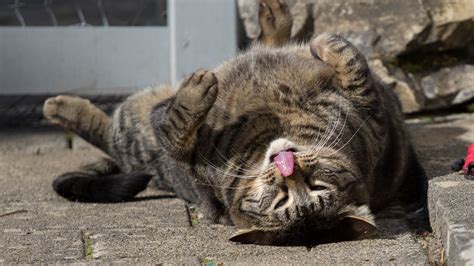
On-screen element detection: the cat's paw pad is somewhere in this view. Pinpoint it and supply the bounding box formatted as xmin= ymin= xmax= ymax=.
xmin=43 ymin=95 xmax=90 ymax=125
xmin=176 ymin=70 xmax=218 ymax=115
xmin=258 ymin=0 xmax=292 ymax=45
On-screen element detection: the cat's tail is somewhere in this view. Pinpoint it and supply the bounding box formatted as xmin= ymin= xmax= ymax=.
xmin=53 ymin=158 xmax=152 ymax=202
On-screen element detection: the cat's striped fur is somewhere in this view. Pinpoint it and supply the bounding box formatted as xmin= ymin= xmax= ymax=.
xmin=43 ymin=0 xmax=427 ymax=246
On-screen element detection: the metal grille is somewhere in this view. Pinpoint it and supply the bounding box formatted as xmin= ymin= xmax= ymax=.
xmin=0 ymin=0 xmax=167 ymax=26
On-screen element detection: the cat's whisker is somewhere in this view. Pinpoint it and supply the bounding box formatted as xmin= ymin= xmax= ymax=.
xmin=201 ymin=159 xmax=257 ymax=180
xmin=196 ymin=148 xmax=257 ymax=180
xmin=232 ymin=155 xmax=262 ymax=172
xmin=311 ymin=125 xmax=322 ymax=152
xmin=327 ymin=102 xmax=349 ymax=151
xmin=309 ymin=114 xmax=334 ymax=153
xmin=196 ymin=144 xmax=251 ymax=174
xmin=322 ymin=98 xmax=345 ymax=150
xmin=220 ymin=156 xmax=263 ymax=177
xmin=308 ymin=122 xmax=324 ymax=153
xmin=195 ymin=181 xmax=257 ymax=190
xmin=316 ymin=98 xmax=347 ymax=152
xmin=209 ymin=142 xmax=259 ymax=173
xmin=212 ymin=142 xmax=265 ymax=173
xmin=203 ymin=177 xmax=271 ymax=191
xmin=313 ymin=105 xmax=342 ymax=155
xmin=329 ymin=115 xmax=371 ymax=156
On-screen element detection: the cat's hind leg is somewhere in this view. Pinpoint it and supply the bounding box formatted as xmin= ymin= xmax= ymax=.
xmin=53 ymin=158 xmax=152 ymax=202
xmin=309 ymin=33 xmax=381 ymax=113
xmin=43 ymin=95 xmax=112 ymax=152
xmin=258 ymin=0 xmax=293 ymax=47
xmin=310 ymin=33 xmax=372 ymax=97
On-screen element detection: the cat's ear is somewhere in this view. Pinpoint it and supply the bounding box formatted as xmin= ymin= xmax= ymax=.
xmin=229 ymin=228 xmax=277 ymax=245
xmin=339 ymin=215 xmax=377 ymax=239
xmin=335 ymin=205 xmax=377 ymax=240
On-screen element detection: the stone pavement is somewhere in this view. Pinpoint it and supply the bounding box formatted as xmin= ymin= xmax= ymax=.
xmin=429 ymin=174 xmax=474 ymax=265
xmin=408 ymin=114 xmax=474 ymax=265
xmin=0 ymin=113 xmax=473 ymax=264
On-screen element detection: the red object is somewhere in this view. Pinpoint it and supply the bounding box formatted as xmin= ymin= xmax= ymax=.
xmin=463 ymin=144 xmax=474 ymax=176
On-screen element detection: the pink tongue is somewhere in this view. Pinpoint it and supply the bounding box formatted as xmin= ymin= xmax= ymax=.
xmin=274 ymin=151 xmax=294 ymax=177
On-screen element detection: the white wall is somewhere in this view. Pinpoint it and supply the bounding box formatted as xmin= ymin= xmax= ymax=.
xmin=0 ymin=0 xmax=237 ymax=95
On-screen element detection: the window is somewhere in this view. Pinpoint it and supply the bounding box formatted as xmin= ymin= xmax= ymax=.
xmin=0 ymin=0 xmax=167 ymax=26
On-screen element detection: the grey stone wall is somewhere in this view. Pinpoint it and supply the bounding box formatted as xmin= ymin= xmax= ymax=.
xmin=238 ymin=0 xmax=474 ymax=113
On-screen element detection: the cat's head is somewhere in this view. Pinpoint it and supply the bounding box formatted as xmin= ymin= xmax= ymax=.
xmin=229 ymin=138 xmax=376 ymax=245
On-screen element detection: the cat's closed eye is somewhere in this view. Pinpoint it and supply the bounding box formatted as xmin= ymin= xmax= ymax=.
xmin=306 ymin=178 xmax=331 ymax=191
xmin=308 ymin=184 xmax=328 ymax=191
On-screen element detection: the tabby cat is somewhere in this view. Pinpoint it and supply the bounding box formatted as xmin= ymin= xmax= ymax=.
xmin=43 ymin=0 xmax=427 ymax=245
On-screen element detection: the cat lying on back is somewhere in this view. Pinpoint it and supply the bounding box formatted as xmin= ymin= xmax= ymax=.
xmin=43 ymin=0 xmax=427 ymax=245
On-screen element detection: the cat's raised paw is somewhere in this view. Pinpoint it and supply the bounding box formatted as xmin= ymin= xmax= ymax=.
xmin=43 ymin=95 xmax=91 ymax=126
xmin=176 ymin=70 xmax=218 ymax=116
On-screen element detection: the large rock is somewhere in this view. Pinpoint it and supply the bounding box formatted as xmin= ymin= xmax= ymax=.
xmin=237 ymin=0 xmax=474 ymax=113
xmin=370 ymin=60 xmax=423 ymax=113
xmin=421 ymin=64 xmax=474 ymax=109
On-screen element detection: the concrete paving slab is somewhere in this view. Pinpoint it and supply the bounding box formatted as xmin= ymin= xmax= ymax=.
xmin=0 ymin=229 xmax=83 ymax=264
xmin=0 ymin=149 xmax=107 ymax=202
xmin=0 ymin=198 xmax=189 ymax=232
xmin=429 ymin=174 xmax=474 ymax=265
xmin=72 ymin=217 xmax=426 ymax=264
xmin=80 ymin=226 xmax=303 ymax=262
xmin=0 ymin=128 xmax=70 ymax=154
xmin=65 ymin=258 xmax=199 ymax=265
xmin=224 ymin=234 xmax=425 ymax=264
xmin=0 ymin=142 xmax=190 ymax=232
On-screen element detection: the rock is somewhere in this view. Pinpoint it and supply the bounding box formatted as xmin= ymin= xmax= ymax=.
xmin=414 ymin=0 xmax=474 ymax=52
xmin=370 ymin=60 xmax=422 ymax=113
xmin=237 ymin=0 xmax=474 ymax=113
xmin=428 ymin=174 xmax=474 ymax=265
xmin=453 ymin=88 xmax=474 ymax=105
xmin=238 ymin=0 xmax=432 ymax=58
xmin=311 ymin=0 xmax=431 ymax=59
xmin=421 ymin=65 xmax=474 ymax=109
xmin=239 ymin=0 xmax=474 ymax=57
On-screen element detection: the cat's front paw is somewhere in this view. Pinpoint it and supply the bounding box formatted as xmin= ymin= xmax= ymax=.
xmin=175 ymin=70 xmax=218 ymax=117
xmin=43 ymin=95 xmax=90 ymax=126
